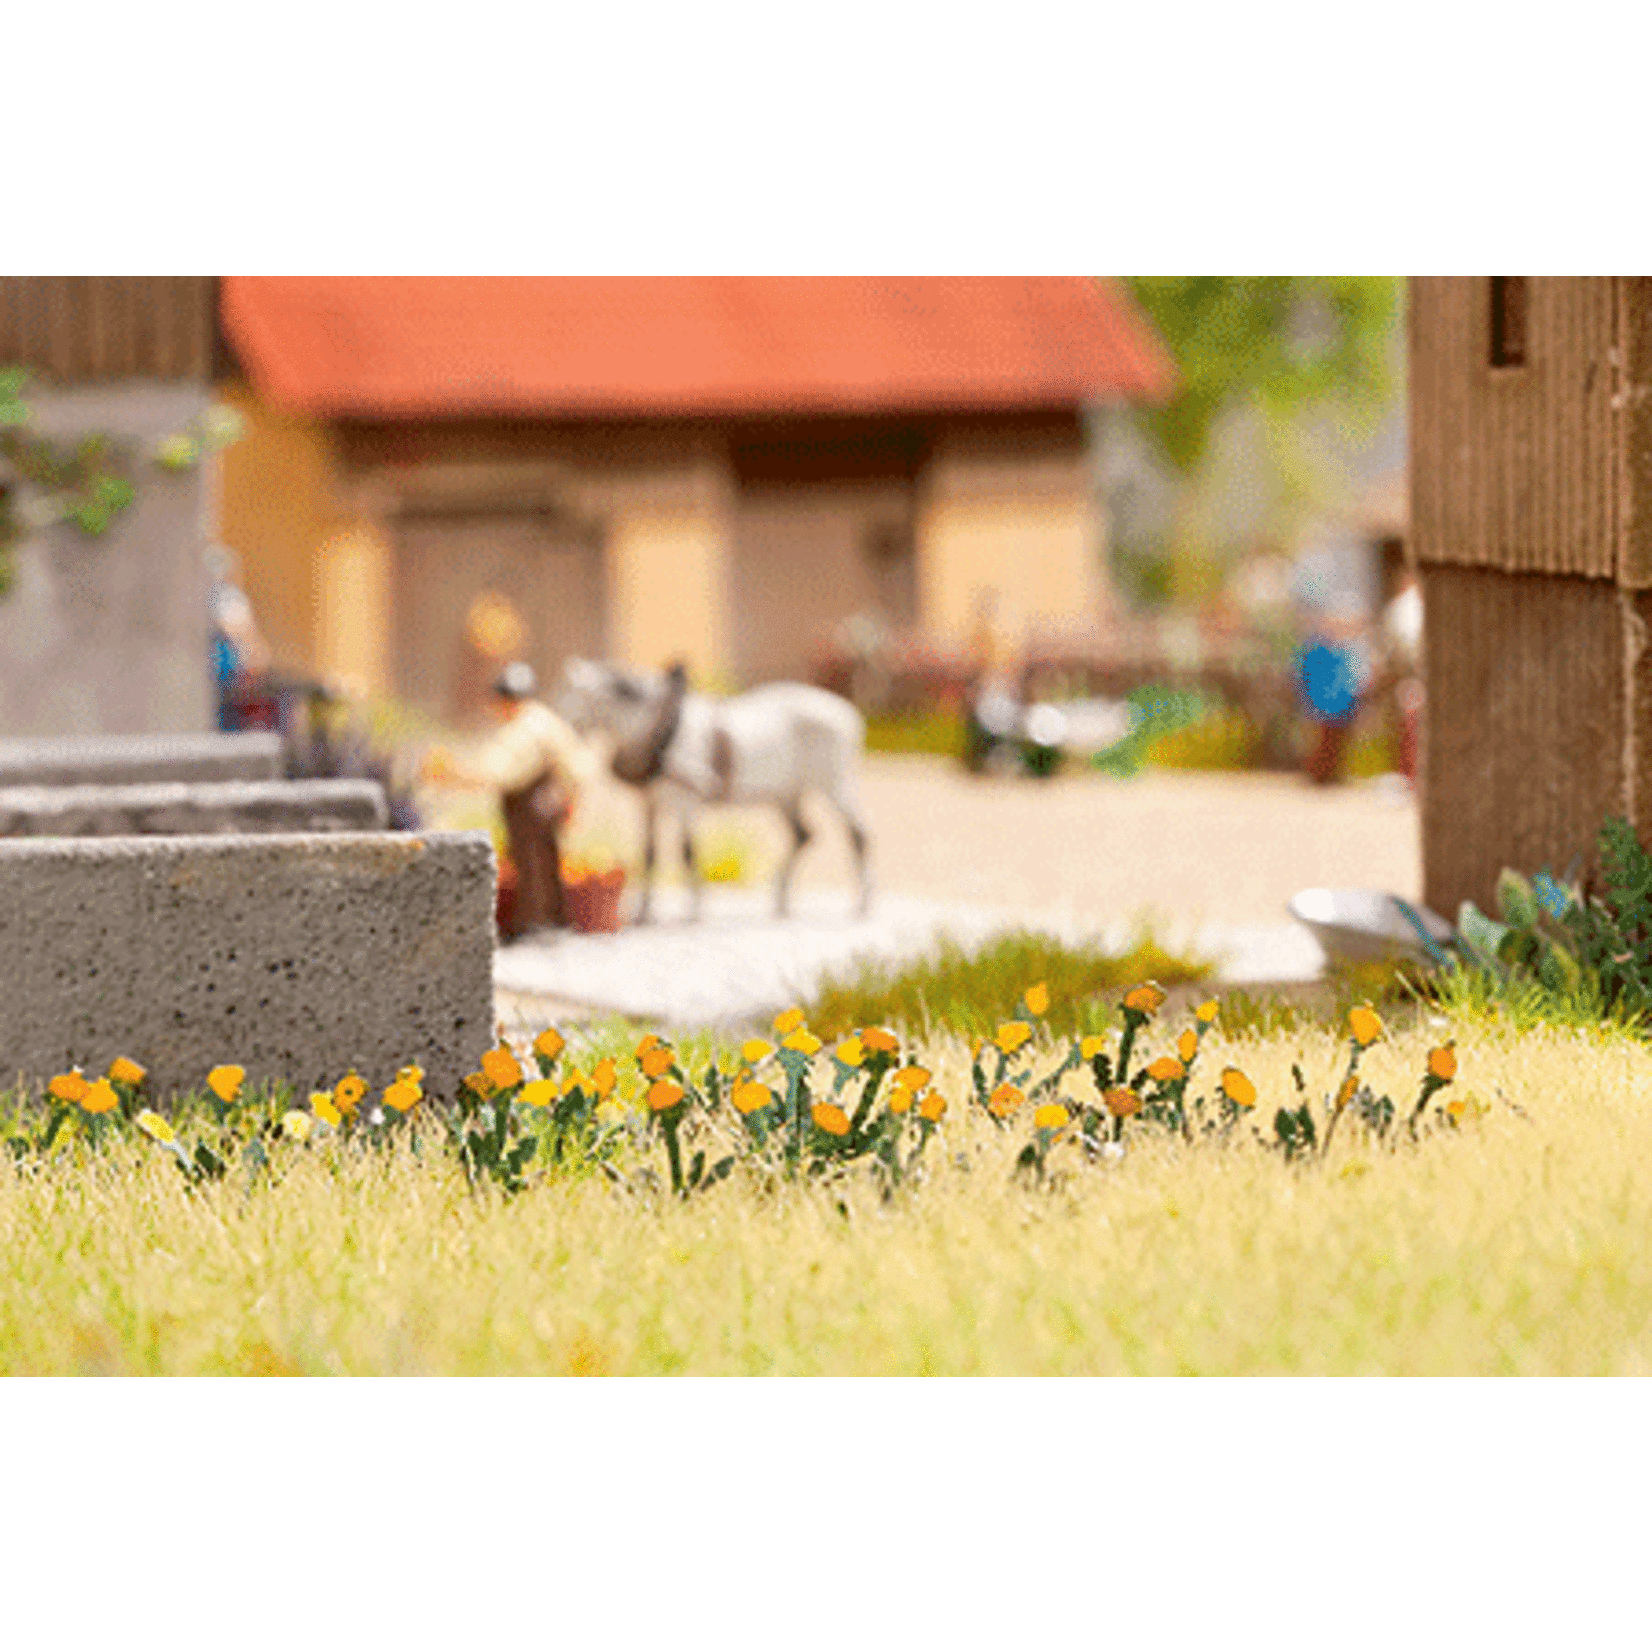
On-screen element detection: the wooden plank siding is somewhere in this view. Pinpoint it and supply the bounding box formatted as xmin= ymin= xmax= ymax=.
xmin=0 ymin=278 xmax=218 ymax=382
xmin=1410 ymin=277 xmax=1625 ymax=582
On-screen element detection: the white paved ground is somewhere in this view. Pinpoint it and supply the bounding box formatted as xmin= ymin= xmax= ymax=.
xmin=467 ymin=754 xmax=1418 ymax=1031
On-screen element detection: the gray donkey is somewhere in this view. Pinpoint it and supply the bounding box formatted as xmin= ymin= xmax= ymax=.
xmin=554 ymin=659 xmax=873 ymax=922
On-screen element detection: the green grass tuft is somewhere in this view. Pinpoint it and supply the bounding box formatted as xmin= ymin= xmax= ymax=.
xmin=803 ymin=927 xmax=1214 ymax=1040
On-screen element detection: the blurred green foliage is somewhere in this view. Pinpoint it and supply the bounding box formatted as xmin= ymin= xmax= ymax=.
xmin=1126 ymin=277 xmax=1403 ymax=477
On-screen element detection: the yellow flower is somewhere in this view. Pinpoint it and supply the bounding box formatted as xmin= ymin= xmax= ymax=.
xmin=1220 ymin=1067 xmax=1257 ymax=1110
xmin=634 ymin=1032 xmax=662 ymax=1060
xmin=835 ymin=1036 xmax=865 ymax=1067
xmin=108 ymin=1056 xmax=146 ymax=1087
xmin=591 ymin=1057 xmax=617 ymax=1098
xmin=1348 ymin=1005 xmax=1384 ymax=1048
xmin=918 ymin=1091 xmax=947 ymax=1123
xmin=781 ymin=1030 xmax=823 ymax=1056
xmin=648 ymin=1080 xmax=685 ymax=1112
xmin=520 ymin=1078 xmax=557 ymax=1108
xmin=1195 ymin=999 xmax=1220 ymax=1026
xmin=811 ymin=1102 xmax=851 ymax=1137
xmin=311 ymin=1090 xmax=342 ymax=1127
xmin=80 ymin=1079 xmax=119 ymax=1115
xmin=383 ymin=1078 xmax=421 ymax=1113
xmin=48 ymin=1069 xmax=88 ymax=1104
xmin=1103 ymin=1086 xmax=1142 ymax=1118
xmin=892 ymin=1065 xmax=931 ymax=1091
xmin=335 ymin=1072 xmax=366 ymax=1111
xmin=1429 ymin=1043 xmax=1458 ymax=1082
xmin=1177 ymin=1028 xmax=1199 ymax=1064
xmin=988 ymin=1082 xmax=1025 ymax=1118
xmin=281 ymin=1110 xmax=313 ymax=1142
xmin=861 ymin=1026 xmax=899 ymax=1054
xmin=741 ymin=1038 xmax=774 ymax=1064
xmin=995 ymin=1020 xmax=1033 ymax=1054
xmin=397 ymin=1063 xmax=424 ymax=1087
xmin=1146 ymin=1056 xmax=1186 ymax=1084
xmin=887 ymin=1085 xmax=916 ymax=1115
xmin=206 ymin=1065 xmax=244 ymax=1104
xmin=773 ymin=1007 xmax=806 ymax=1036
xmin=731 ymin=1079 xmax=772 ymax=1116
xmin=1124 ymin=982 xmax=1167 ymax=1016
xmin=481 ymin=1046 xmax=523 ymax=1091
xmin=535 ymin=1027 xmax=566 ymax=1062
xmin=1080 ymin=1035 xmax=1109 ymax=1061
xmin=1034 ymin=1102 xmax=1070 ymax=1132
xmin=463 ymin=1070 xmax=495 ymax=1099
xmin=1024 ymin=981 xmax=1051 ymax=1017
xmin=1334 ymin=1075 xmax=1358 ymax=1113
xmin=641 ymin=1044 xmax=676 ymax=1079
xmin=135 ymin=1109 xmax=175 ymax=1145
xmin=1444 ymin=1096 xmax=1468 ymax=1120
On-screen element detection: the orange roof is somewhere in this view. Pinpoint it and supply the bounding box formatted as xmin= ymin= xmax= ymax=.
xmin=220 ymin=277 xmax=1175 ymax=420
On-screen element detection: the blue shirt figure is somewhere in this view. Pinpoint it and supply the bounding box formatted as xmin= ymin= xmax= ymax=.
xmin=1298 ymin=639 xmax=1362 ymax=725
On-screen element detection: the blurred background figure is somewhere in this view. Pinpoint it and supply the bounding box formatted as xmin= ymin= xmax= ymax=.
xmin=206 ymin=544 xmax=271 ymax=732
xmin=1296 ymin=597 xmax=1372 ymax=785
xmin=1382 ymin=570 xmax=1424 ymax=785
xmin=422 ymin=663 xmax=597 ymax=938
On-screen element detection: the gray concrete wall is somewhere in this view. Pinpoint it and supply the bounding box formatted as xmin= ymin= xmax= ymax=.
xmin=0 ymin=778 xmax=387 ymax=836
xmin=0 ymin=383 xmax=216 ymax=736
xmin=0 ymin=732 xmax=282 ymax=787
xmin=0 ymin=831 xmax=496 ymax=1102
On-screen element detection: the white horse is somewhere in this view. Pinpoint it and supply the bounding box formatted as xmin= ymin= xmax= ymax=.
xmin=554 ymin=659 xmax=873 ymax=922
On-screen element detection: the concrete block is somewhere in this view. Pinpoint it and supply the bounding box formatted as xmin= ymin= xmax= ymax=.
xmin=0 ymin=732 xmax=283 ymax=788
xmin=0 ymin=779 xmax=388 ymax=837
xmin=0 ymin=832 xmax=496 ymax=1103
xmin=0 ymin=383 xmax=217 ymax=736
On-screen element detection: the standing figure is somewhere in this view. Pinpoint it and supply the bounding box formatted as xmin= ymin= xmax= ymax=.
xmin=424 ymin=662 xmax=597 ymax=938
xmin=206 ymin=545 xmax=271 ymax=731
xmin=1296 ymin=599 xmax=1372 ymax=786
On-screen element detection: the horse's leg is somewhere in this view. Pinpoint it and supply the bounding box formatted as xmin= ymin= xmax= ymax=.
xmin=681 ymin=803 xmax=703 ymax=921
xmin=842 ymin=803 xmax=874 ymax=918
xmin=776 ymin=801 xmax=811 ymax=918
xmin=637 ymin=789 xmax=657 ymax=924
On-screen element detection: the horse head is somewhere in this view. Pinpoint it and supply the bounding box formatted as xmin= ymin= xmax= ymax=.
xmin=553 ymin=658 xmax=669 ymax=742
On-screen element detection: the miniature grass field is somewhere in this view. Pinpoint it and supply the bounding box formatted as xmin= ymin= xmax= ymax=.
xmin=5 ymin=1018 xmax=1651 ymax=1375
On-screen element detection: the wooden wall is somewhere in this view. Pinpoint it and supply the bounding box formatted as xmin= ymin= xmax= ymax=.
xmin=0 ymin=278 xmax=218 ymax=381
xmin=1411 ymin=277 xmax=1652 ymax=914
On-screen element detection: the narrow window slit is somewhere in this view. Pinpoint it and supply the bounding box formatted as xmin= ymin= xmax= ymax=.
xmin=1490 ymin=276 xmax=1527 ymax=367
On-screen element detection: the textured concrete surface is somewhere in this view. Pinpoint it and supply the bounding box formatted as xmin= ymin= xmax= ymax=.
xmin=0 ymin=778 xmax=387 ymax=837
xmin=493 ymin=885 xmax=1326 ymax=1030
xmin=0 ymin=831 xmax=495 ymax=1101
xmin=0 ymin=383 xmax=217 ymax=736
xmin=0 ymin=732 xmax=283 ymax=788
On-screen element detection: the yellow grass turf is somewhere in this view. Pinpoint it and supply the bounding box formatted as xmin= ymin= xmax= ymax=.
xmin=4 ymin=1019 xmax=1652 ymax=1375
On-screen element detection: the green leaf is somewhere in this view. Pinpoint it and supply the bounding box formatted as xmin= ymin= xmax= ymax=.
xmin=1495 ymin=869 xmax=1540 ymax=931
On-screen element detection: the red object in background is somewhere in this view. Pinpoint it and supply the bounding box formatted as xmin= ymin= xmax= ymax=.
xmin=495 ymin=856 xmax=519 ymax=937
xmin=564 ymin=868 xmax=625 ymax=934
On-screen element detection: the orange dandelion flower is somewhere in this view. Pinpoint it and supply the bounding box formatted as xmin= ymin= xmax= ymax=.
xmin=647 ymin=1080 xmax=685 ymax=1112
xmin=1195 ymin=999 xmax=1220 ymax=1026
xmin=1444 ymin=1096 xmax=1468 ymax=1120
xmin=861 ymin=1026 xmax=899 ymax=1054
xmin=887 ymin=1085 xmax=916 ymax=1114
xmin=335 ymin=1073 xmax=366 ymax=1111
xmin=988 ymin=1083 xmax=1025 ymax=1118
xmin=1024 ymin=982 xmax=1050 ymax=1017
xmin=1080 ymin=1035 xmax=1109 ymax=1061
xmin=811 ymin=1102 xmax=851 ymax=1137
xmin=1103 ymin=1086 xmax=1142 ymax=1118
xmin=995 ymin=1020 xmax=1033 ymax=1054
xmin=383 ymin=1078 xmax=421 ymax=1113
xmin=641 ymin=1044 xmax=676 ymax=1079
xmin=108 ymin=1057 xmax=146 ymax=1087
xmin=481 ymin=1046 xmax=523 ymax=1091
xmin=79 ymin=1078 xmax=118 ymax=1115
xmin=634 ymin=1032 xmax=662 ymax=1059
xmin=1429 ymin=1044 xmax=1458 ymax=1082
xmin=534 ymin=1027 xmax=566 ymax=1062
xmin=1334 ymin=1075 xmax=1358 ymax=1112
xmin=918 ymin=1091 xmax=947 ymax=1123
xmin=1124 ymin=982 xmax=1167 ymax=1016
xmin=781 ymin=1030 xmax=823 ymax=1056
xmin=463 ymin=1070 xmax=494 ymax=1099
xmin=592 ymin=1057 xmax=617 ymax=1098
xmin=1146 ymin=1056 xmax=1186 ymax=1084
xmin=892 ymin=1065 xmax=931 ymax=1091
xmin=773 ymin=1007 xmax=806 ymax=1036
xmin=48 ymin=1070 xmax=88 ymax=1105
xmin=206 ymin=1065 xmax=244 ymax=1104
xmin=731 ymin=1079 xmax=772 ymax=1116
xmin=1348 ymin=1006 xmax=1384 ymax=1048
xmin=1220 ymin=1068 xmax=1257 ymax=1109
xmin=1177 ymin=1028 xmax=1199 ymax=1064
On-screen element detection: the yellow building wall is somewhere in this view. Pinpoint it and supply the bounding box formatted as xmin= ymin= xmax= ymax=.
xmin=214 ymin=381 xmax=344 ymax=678
xmin=917 ymin=486 xmax=1104 ymax=653
xmin=315 ymin=525 xmax=394 ymax=699
xmin=607 ymin=506 xmax=732 ymax=685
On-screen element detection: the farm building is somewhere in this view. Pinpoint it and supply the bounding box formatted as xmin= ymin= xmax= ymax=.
xmin=1410 ymin=276 xmax=1652 ymax=915
xmin=213 ymin=277 xmax=1175 ymax=722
